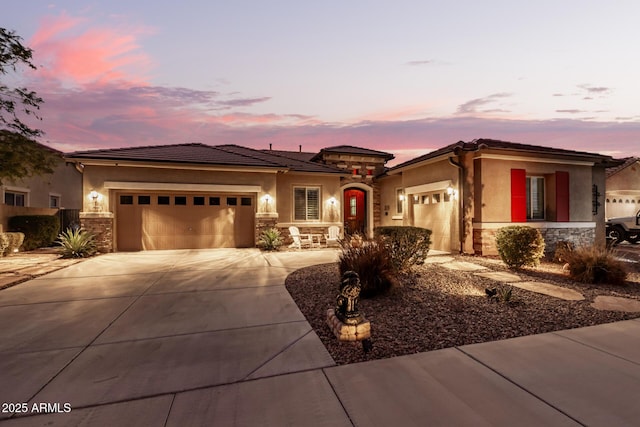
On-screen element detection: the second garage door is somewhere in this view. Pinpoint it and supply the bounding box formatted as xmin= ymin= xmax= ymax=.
xmin=413 ymin=191 xmax=453 ymax=252
xmin=116 ymin=192 xmax=255 ymax=251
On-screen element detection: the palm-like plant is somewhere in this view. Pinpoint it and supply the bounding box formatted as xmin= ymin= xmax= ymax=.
xmin=56 ymin=227 xmax=97 ymax=258
xmin=258 ymin=227 xmax=282 ymax=251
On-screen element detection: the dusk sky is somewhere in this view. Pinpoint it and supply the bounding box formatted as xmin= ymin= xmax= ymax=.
xmin=5 ymin=1 xmax=640 ymax=165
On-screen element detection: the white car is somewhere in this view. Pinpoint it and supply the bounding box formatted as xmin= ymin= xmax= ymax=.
xmin=606 ymin=209 xmax=640 ymax=244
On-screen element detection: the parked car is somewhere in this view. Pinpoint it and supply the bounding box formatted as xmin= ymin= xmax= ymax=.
xmin=606 ymin=209 xmax=640 ymax=244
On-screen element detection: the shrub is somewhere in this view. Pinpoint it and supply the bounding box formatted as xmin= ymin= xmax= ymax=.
xmin=553 ymin=240 xmax=574 ymax=263
xmin=374 ymin=226 xmax=432 ymax=272
xmin=2 ymin=232 xmax=25 ymax=255
xmin=563 ymin=246 xmax=627 ymax=285
xmin=339 ymin=238 xmax=397 ymax=298
xmin=0 ymin=233 xmax=8 ymax=257
xmin=495 ymin=226 xmax=545 ymax=268
xmin=8 ymin=215 xmax=60 ymax=251
xmin=56 ymin=228 xmax=97 ymax=258
xmin=258 ymin=227 xmax=282 ymax=251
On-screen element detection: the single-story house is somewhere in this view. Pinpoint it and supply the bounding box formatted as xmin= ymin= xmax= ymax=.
xmin=65 ymin=139 xmax=618 ymax=255
xmin=1 ymin=143 xmax=82 ymax=232
xmin=65 ymin=144 xmax=393 ymax=252
xmin=605 ymin=157 xmax=640 ymax=219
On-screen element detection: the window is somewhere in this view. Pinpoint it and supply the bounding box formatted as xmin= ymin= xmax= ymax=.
xmin=241 ymin=197 xmax=252 ymax=206
xmin=120 ymin=195 xmax=134 ymax=205
xmin=138 ymin=195 xmax=151 ymax=205
xmin=512 ymin=169 xmax=569 ymax=222
xmin=350 ymin=196 xmax=357 ymax=216
xmin=4 ymin=191 xmax=26 ymax=206
xmin=227 ymin=197 xmax=237 ymax=206
xmin=422 ymin=195 xmax=429 ymax=204
xmin=158 ymin=196 xmax=170 ymax=205
xmin=175 ymin=196 xmax=187 ymax=205
xmin=396 ymin=188 xmax=404 ymax=214
xmin=49 ymin=195 xmax=60 ymax=208
xmin=209 ymin=197 xmax=220 ymax=206
xmin=432 ymin=193 xmax=440 ymax=203
xmin=194 ymin=196 xmax=205 ymax=206
xmin=526 ymin=177 xmax=545 ymax=220
xmin=294 ymin=187 xmax=320 ymax=220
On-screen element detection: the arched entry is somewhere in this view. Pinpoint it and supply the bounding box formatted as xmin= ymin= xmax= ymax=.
xmin=343 ymin=188 xmax=366 ymax=235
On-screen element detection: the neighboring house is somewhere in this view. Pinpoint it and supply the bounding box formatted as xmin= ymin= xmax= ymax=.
xmin=605 ymin=157 xmax=640 ymax=219
xmin=1 ymin=145 xmax=82 ymax=232
xmin=65 ymin=139 xmax=617 ymax=255
xmin=379 ymin=139 xmax=618 ymax=255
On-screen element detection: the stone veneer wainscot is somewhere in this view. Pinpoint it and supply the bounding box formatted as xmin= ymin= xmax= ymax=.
xmin=473 ymin=222 xmax=596 ymax=256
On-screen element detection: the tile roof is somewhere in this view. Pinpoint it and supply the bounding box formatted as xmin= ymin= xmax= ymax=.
xmin=312 ymin=145 xmax=395 ymax=161
xmin=390 ymin=139 xmax=619 ymax=171
xmin=606 ymin=157 xmax=639 ymax=178
xmin=66 ymin=143 xmax=346 ymax=174
xmin=260 ymin=149 xmax=316 ymax=162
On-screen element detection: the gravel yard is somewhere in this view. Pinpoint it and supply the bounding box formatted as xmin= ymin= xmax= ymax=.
xmin=285 ymin=254 xmax=640 ymax=365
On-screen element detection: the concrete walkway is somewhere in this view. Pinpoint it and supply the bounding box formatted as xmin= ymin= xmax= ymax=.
xmin=1 ymin=249 xmax=639 ymax=426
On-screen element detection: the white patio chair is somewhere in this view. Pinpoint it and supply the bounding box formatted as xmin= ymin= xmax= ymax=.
xmin=325 ymin=225 xmax=341 ymax=247
xmin=288 ymin=226 xmax=313 ymax=249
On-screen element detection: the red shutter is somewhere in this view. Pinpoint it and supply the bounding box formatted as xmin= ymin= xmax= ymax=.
xmin=511 ymin=169 xmax=527 ymax=222
xmin=556 ymin=171 xmax=570 ymax=221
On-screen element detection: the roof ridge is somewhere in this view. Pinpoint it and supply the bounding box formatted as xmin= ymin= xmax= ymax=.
xmin=69 ymin=142 xmax=208 ymax=155
xmin=260 ymin=148 xmax=345 ymax=173
xmin=213 ymin=144 xmax=288 ymax=168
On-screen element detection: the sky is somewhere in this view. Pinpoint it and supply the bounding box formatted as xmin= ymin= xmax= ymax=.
xmin=4 ymin=1 xmax=640 ymax=165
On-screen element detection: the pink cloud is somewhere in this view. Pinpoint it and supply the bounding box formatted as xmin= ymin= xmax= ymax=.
xmin=29 ymin=12 xmax=153 ymax=86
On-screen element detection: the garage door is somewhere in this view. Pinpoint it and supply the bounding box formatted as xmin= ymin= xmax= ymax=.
xmin=116 ymin=192 xmax=255 ymax=251
xmin=413 ymin=191 xmax=452 ymax=252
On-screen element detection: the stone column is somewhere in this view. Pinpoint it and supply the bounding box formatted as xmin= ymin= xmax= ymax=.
xmin=255 ymin=212 xmax=279 ymax=246
xmin=80 ymin=211 xmax=114 ymax=253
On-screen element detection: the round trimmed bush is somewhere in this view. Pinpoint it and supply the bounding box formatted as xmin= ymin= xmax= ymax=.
xmin=495 ymin=226 xmax=545 ymax=268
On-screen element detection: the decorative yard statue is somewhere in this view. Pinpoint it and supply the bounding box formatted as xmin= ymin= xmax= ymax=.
xmin=335 ymin=270 xmax=364 ymax=325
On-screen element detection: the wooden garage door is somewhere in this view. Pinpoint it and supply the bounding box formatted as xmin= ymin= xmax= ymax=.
xmin=413 ymin=191 xmax=452 ymax=252
xmin=116 ymin=192 xmax=255 ymax=251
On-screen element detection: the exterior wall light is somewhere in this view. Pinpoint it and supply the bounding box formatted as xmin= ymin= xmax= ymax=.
xmin=261 ymin=194 xmax=273 ymax=212
xmin=88 ymin=190 xmax=102 ymax=211
xmin=447 ymin=185 xmax=459 ymax=200
xmin=328 ymin=197 xmax=337 ymax=205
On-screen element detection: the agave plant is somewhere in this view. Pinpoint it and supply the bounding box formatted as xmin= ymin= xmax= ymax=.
xmin=258 ymin=227 xmax=282 ymax=251
xmin=56 ymin=227 xmax=97 ymax=258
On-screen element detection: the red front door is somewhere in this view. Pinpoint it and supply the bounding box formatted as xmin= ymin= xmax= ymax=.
xmin=344 ymin=188 xmax=365 ymax=235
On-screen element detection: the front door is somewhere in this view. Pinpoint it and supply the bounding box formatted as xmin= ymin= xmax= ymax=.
xmin=344 ymin=188 xmax=366 ymax=235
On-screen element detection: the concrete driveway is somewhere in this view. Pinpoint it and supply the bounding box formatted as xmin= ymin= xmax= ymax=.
xmin=0 ymin=248 xmax=347 ymax=425
xmin=2 ymin=248 xmax=640 ymax=426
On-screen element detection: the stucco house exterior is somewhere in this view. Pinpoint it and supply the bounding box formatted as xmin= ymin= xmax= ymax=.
xmin=66 ymin=144 xmax=359 ymax=252
xmin=1 ymin=144 xmax=82 ymax=232
xmin=605 ymin=157 xmax=640 ymax=219
xmin=65 ymin=139 xmax=617 ymax=254
xmin=379 ymin=139 xmax=618 ymax=255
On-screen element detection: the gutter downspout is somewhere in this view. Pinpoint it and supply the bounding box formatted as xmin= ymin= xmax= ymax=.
xmin=448 ymin=156 xmax=464 ymax=254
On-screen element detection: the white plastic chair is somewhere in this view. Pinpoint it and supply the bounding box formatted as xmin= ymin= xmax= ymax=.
xmin=288 ymin=226 xmax=313 ymax=249
xmin=325 ymin=225 xmax=341 ymax=247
